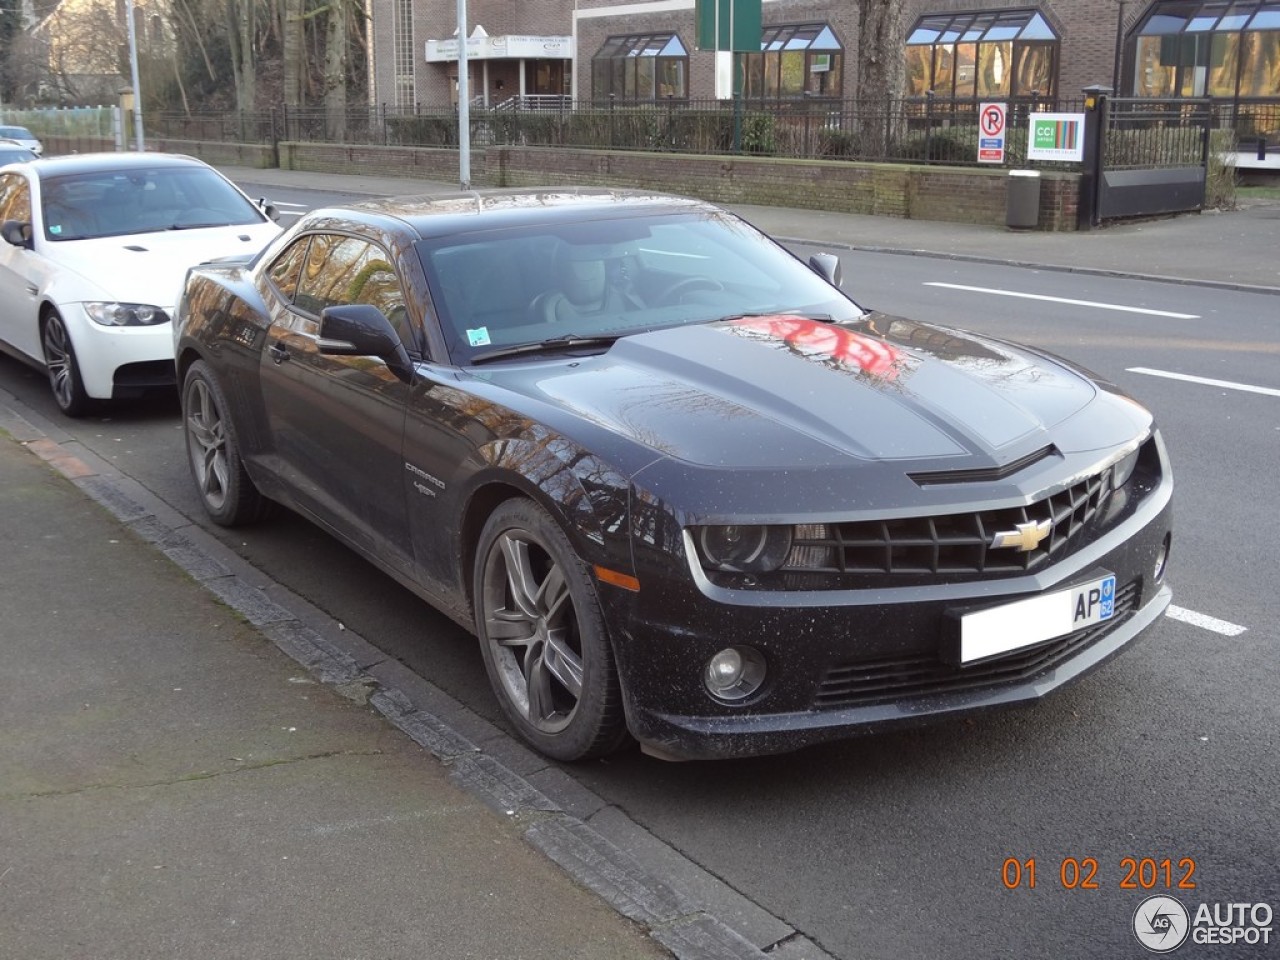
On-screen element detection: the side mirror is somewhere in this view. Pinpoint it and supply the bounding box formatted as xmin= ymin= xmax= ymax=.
xmin=808 ymin=253 xmax=842 ymax=288
xmin=318 ymin=303 xmax=414 ymax=383
xmin=258 ymin=198 xmax=280 ymax=222
xmin=1 ymin=219 xmax=33 ymax=249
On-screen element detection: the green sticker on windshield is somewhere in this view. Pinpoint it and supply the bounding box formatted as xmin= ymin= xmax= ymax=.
xmin=466 ymin=327 xmax=491 ymax=347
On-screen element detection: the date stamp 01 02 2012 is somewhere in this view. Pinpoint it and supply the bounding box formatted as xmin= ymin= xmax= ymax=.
xmin=1001 ymin=856 xmax=1198 ymax=891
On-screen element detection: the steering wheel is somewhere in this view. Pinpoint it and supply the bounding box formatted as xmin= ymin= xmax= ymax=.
xmin=658 ymin=277 xmax=725 ymax=305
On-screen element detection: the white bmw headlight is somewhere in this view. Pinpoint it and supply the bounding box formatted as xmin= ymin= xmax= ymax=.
xmin=85 ymin=302 xmax=171 ymax=327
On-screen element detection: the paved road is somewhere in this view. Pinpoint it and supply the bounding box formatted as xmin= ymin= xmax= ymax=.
xmin=3 ymin=175 xmax=1276 ymax=958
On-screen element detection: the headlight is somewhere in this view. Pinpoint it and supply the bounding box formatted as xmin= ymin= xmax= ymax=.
xmin=85 ymin=302 xmax=171 ymax=327
xmin=694 ymin=525 xmax=793 ymax=572
xmin=1111 ymin=446 xmax=1140 ymax=489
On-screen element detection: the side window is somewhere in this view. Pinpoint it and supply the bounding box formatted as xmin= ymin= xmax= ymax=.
xmin=294 ymin=235 xmax=409 ymax=337
xmin=266 ymin=236 xmax=310 ymax=302
xmin=0 ymin=173 xmax=31 ymax=222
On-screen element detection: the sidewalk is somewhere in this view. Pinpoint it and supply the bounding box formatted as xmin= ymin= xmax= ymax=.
xmin=0 ymin=423 xmax=671 ymax=959
xmin=220 ymin=164 xmax=1280 ymax=293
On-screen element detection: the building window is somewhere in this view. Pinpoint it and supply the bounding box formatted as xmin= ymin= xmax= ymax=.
xmin=739 ymin=23 xmax=843 ymax=101
xmin=393 ymin=0 xmax=415 ymax=109
xmin=1128 ymin=0 xmax=1280 ymax=99
xmin=592 ymin=33 xmax=688 ymax=102
xmin=905 ymin=9 xmax=1059 ymax=100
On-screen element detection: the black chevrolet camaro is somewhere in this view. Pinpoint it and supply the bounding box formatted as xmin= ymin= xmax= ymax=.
xmin=174 ymin=189 xmax=1173 ymax=762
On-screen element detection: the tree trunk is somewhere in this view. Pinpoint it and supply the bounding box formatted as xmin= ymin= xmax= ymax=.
xmin=282 ymin=0 xmax=303 ymax=107
xmin=323 ymin=0 xmax=347 ymax=140
xmin=856 ymin=0 xmax=907 ymax=156
xmin=229 ymin=0 xmax=255 ymax=113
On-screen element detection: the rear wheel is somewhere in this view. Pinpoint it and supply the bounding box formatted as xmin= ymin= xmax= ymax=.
xmin=474 ymin=499 xmax=628 ymax=761
xmin=42 ymin=310 xmax=91 ymax=417
xmin=182 ymin=360 xmax=269 ymax=526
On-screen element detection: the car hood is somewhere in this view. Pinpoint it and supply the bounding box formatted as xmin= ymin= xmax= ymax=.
xmin=47 ymin=223 xmax=278 ymax=308
xmin=482 ymin=314 xmax=1148 ymax=474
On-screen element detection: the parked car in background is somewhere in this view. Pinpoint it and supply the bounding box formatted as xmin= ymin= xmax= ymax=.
xmin=174 ymin=189 xmax=1173 ymax=762
xmin=0 ymin=152 xmax=280 ymax=415
xmin=0 ymin=139 xmax=37 ymax=165
xmin=0 ymin=125 xmax=43 ymax=156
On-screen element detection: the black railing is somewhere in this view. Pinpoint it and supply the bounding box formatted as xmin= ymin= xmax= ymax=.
xmin=140 ymin=94 xmax=1277 ymax=167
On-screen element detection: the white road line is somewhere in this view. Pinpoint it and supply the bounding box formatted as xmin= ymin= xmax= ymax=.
xmin=924 ymin=282 xmax=1200 ymax=319
xmin=269 ymin=201 xmax=308 ymax=209
xmin=1127 ymin=367 xmax=1280 ymax=398
xmin=1166 ymin=605 xmax=1248 ymax=636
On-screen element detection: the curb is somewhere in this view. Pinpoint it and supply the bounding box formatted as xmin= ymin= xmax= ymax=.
xmin=0 ymin=390 xmax=836 ymax=960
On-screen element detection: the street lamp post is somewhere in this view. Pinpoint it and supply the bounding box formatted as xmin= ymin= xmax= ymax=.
xmin=456 ymin=0 xmax=471 ymax=189
xmin=124 ymin=0 xmax=145 ymax=150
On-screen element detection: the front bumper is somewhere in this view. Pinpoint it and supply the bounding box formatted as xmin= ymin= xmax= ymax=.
xmin=65 ymin=307 xmax=176 ymax=399
xmin=604 ymin=478 xmax=1173 ymax=761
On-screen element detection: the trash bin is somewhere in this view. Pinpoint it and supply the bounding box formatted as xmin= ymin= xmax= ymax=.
xmin=1006 ymin=169 xmax=1041 ymax=229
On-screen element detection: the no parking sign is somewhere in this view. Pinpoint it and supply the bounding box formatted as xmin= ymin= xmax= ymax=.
xmin=978 ymin=101 xmax=1006 ymax=163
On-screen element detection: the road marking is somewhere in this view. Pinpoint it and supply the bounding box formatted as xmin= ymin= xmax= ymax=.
xmin=924 ymin=282 xmax=1200 ymax=319
xmin=1167 ymin=605 xmax=1247 ymax=636
xmin=268 ymin=200 xmax=308 ymax=209
xmin=1127 ymin=367 xmax=1280 ymax=398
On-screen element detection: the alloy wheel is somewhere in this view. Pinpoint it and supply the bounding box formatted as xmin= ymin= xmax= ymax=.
xmin=185 ymin=376 xmax=230 ymax=512
xmin=481 ymin=530 xmax=586 ymax=734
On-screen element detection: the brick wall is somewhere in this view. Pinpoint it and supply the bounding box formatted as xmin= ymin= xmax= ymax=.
xmin=137 ymin=138 xmax=1080 ymax=231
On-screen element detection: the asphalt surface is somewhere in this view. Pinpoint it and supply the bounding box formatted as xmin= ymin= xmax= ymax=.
xmin=2 ymin=171 xmax=1278 ymax=959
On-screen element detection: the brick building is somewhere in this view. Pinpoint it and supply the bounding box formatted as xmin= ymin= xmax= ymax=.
xmin=365 ymin=0 xmax=1280 ymax=127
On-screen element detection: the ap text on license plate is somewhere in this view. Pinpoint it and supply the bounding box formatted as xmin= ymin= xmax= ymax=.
xmin=958 ymin=573 xmax=1116 ymax=664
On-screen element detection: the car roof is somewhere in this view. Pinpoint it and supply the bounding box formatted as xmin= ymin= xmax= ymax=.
xmin=328 ymin=188 xmax=720 ymax=239
xmin=0 ymin=125 xmax=34 ymax=135
xmin=22 ymin=152 xmax=212 ymax=178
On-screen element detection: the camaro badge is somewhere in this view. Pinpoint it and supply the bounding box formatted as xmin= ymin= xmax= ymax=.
xmin=991 ymin=519 xmax=1052 ymax=552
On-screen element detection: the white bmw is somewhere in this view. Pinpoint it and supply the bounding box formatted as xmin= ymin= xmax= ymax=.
xmin=0 ymin=153 xmax=281 ymax=416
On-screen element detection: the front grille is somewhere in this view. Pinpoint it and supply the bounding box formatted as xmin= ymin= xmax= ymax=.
xmin=814 ymin=580 xmax=1140 ymax=709
xmin=787 ymin=467 xmax=1114 ymax=579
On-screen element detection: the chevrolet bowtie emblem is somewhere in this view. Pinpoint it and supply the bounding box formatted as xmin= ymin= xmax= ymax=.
xmin=991 ymin=519 xmax=1052 ymax=552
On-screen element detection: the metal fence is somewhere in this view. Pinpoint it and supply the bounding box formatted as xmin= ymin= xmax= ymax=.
xmin=1103 ymin=98 xmax=1213 ymax=171
xmin=0 ymin=105 xmax=119 ymax=144
xmin=20 ymin=95 xmax=1275 ymax=168
xmin=144 ymin=97 xmax=1097 ymax=168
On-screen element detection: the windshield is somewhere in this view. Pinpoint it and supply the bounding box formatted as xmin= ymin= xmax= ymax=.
xmin=415 ymin=210 xmax=863 ymax=365
xmin=40 ymin=166 xmax=266 ymax=241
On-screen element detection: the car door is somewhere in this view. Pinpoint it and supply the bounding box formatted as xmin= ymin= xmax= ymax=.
xmin=257 ymin=231 xmax=417 ymax=578
xmin=0 ymin=172 xmax=46 ymax=362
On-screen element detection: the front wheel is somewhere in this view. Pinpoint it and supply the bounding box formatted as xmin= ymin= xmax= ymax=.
xmin=42 ymin=310 xmax=91 ymax=417
xmin=182 ymin=360 xmax=269 ymax=526
xmin=474 ymin=499 xmax=628 ymax=761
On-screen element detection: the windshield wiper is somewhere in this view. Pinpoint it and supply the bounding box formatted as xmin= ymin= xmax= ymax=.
xmin=715 ymin=310 xmax=836 ymax=323
xmin=168 ymin=222 xmax=227 ymax=231
xmin=471 ymin=334 xmax=622 ymax=365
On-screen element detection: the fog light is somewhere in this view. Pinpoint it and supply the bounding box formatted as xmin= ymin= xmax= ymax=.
xmin=704 ymin=646 xmax=766 ymax=702
xmin=1154 ymin=533 xmax=1171 ymax=583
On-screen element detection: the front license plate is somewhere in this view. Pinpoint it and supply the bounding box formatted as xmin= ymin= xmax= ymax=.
xmin=957 ymin=573 xmax=1116 ymax=664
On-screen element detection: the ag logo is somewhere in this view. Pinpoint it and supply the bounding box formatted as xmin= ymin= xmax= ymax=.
xmin=1134 ymin=895 xmax=1190 ymax=953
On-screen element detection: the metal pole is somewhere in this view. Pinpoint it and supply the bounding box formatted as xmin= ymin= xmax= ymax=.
xmin=1112 ymin=1 xmax=1127 ymax=94
xmin=456 ymin=0 xmax=471 ymax=189
xmin=124 ymin=0 xmax=145 ymax=150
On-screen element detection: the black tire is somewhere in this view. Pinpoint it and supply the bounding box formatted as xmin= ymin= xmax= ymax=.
xmin=182 ymin=360 xmax=269 ymax=526
xmin=41 ymin=310 xmax=91 ymax=417
xmin=474 ymin=499 xmax=629 ymax=761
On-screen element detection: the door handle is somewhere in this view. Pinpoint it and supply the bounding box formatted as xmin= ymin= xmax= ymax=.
xmin=268 ymin=343 xmax=290 ymax=365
